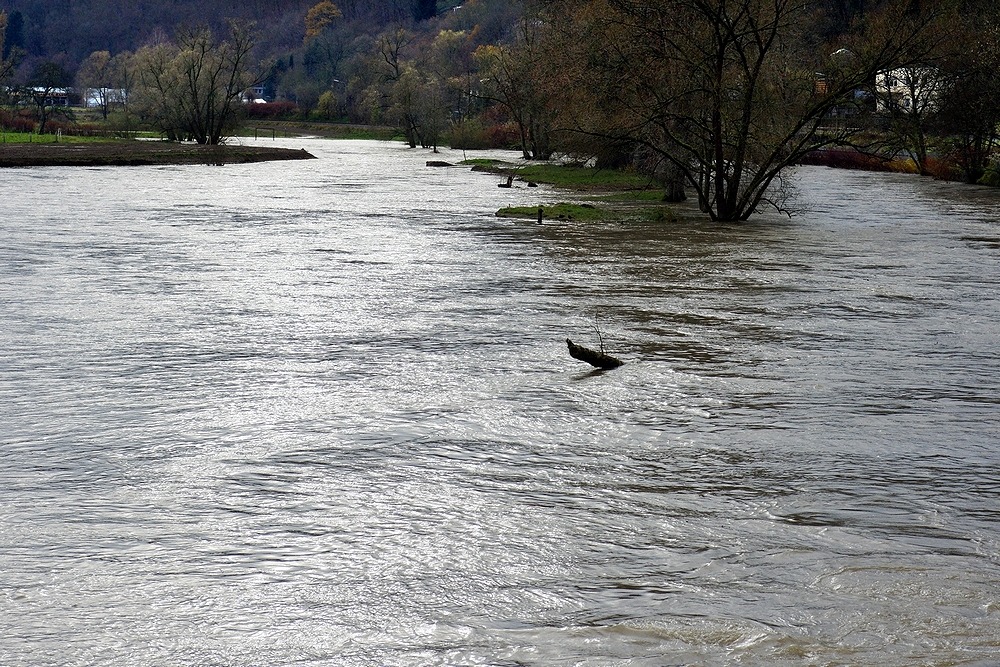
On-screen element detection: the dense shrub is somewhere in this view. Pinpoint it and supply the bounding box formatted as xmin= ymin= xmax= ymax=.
xmin=797 ymin=149 xmax=896 ymax=171
xmin=448 ymin=119 xmax=493 ymax=150
xmin=799 ymin=149 xmax=975 ymax=182
xmin=0 ymin=110 xmax=37 ymax=133
xmin=923 ymin=155 xmax=963 ymax=182
xmin=485 ymin=121 xmax=520 ymax=150
xmin=245 ymin=101 xmax=300 ymax=120
xmin=885 ymin=158 xmax=919 ymax=174
xmin=978 ymin=164 xmax=1000 ymax=188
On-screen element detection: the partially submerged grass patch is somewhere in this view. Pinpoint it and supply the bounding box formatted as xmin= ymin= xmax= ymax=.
xmin=464 ymin=158 xmax=658 ymax=191
xmin=480 ymin=159 xmax=681 ymax=223
xmin=516 ymin=163 xmax=655 ymax=190
xmin=497 ymin=203 xmax=605 ymax=221
xmin=0 ymin=140 xmax=316 ymax=167
xmin=497 ymin=201 xmax=677 ymax=224
xmin=462 ymin=158 xmax=505 ymax=167
xmin=597 ymin=189 xmax=673 ymax=203
xmin=510 ymin=165 xmax=652 ymax=190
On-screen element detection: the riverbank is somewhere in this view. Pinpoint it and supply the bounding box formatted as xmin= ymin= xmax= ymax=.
xmin=800 ymin=147 xmax=1000 ymax=186
xmin=240 ymin=120 xmax=401 ymax=141
xmin=0 ymin=140 xmax=316 ymax=168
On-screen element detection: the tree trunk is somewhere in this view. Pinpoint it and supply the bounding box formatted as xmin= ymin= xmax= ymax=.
xmin=566 ymin=339 xmax=623 ymax=370
xmin=662 ymin=161 xmax=686 ymax=202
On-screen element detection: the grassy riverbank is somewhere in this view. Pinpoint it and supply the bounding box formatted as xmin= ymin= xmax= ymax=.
xmin=0 ymin=130 xmax=130 ymax=144
xmin=0 ymin=119 xmax=388 ymax=167
xmin=800 ymin=147 xmax=1000 ymax=187
xmin=0 ymin=138 xmax=316 ymax=167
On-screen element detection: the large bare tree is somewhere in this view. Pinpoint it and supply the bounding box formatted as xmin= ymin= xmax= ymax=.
xmin=474 ymin=15 xmax=555 ymax=160
xmin=76 ymin=50 xmax=134 ymax=119
xmin=539 ymin=0 xmax=953 ymax=221
xmin=133 ymin=22 xmax=260 ymax=144
xmin=935 ymin=2 xmax=1000 ymax=183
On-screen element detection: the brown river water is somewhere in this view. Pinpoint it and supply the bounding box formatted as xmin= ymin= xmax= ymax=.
xmin=1 ymin=139 xmax=999 ymax=666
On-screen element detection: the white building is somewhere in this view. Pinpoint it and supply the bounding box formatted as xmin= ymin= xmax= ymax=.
xmin=875 ymin=67 xmax=943 ymax=115
xmin=84 ymin=87 xmax=128 ymax=109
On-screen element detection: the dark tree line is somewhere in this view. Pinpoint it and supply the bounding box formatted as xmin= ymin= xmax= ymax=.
xmin=1 ymin=0 xmax=881 ymax=69
xmin=0 ymin=0 xmax=446 ymax=70
xmin=507 ymin=0 xmax=958 ymax=220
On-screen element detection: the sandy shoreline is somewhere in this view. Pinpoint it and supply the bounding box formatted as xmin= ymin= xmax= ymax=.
xmin=0 ymin=141 xmax=316 ymax=168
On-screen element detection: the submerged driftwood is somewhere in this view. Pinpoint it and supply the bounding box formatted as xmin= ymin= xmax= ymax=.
xmin=566 ymin=338 xmax=624 ymax=370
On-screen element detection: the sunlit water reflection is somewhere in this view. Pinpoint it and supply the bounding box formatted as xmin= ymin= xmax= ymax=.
xmin=2 ymin=140 xmax=999 ymax=666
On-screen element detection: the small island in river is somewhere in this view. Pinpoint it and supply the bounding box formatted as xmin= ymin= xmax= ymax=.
xmin=0 ymin=141 xmax=316 ymax=168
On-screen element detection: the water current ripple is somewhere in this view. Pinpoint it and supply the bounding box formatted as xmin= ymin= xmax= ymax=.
xmin=2 ymin=140 xmax=1000 ymax=666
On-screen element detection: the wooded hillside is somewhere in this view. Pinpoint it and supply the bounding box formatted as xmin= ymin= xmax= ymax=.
xmin=0 ymin=0 xmax=446 ymax=66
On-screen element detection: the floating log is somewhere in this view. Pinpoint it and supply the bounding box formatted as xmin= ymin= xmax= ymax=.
xmin=566 ymin=338 xmax=624 ymax=370
xmin=426 ymin=160 xmax=454 ymax=167
xmin=498 ymin=174 xmax=514 ymax=188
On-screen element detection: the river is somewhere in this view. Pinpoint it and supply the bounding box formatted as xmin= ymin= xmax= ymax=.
xmin=1 ymin=139 xmax=999 ymax=666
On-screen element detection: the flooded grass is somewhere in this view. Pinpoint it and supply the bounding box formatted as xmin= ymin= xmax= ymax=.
xmin=475 ymin=159 xmax=678 ymax=222
xmin=497 ymin=201 xmax=678 ymax=223
xmin=464 ymin=158 xmax=657 ymax=191
xmin=497 ymin=202 xmax=605 ymax=221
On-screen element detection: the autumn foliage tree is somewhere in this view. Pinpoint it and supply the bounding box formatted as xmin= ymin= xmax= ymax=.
xmin=305 ymin=1 xmax=343 ymax=41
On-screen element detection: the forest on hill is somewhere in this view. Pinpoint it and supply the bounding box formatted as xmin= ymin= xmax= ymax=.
xmin=0 ymin=0 xmax=443 ymax=64
xmin=0 ymin=0 xmax=878 ymax=69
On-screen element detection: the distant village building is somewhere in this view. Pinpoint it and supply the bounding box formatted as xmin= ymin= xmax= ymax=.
xmin=875 ymin=67 xmax=942 ymax=114
xmin=28 ymin=87 xmax=76 ymax=107
xmin=84 ymin=88 xmax=128 ymax=109
xmin=243 ymin=84 xmax=268 ymax=104
xmin=814 ymin=73 xmax=869 ymax=118
xmin=814 ymin=50 xmax=870 ymax=119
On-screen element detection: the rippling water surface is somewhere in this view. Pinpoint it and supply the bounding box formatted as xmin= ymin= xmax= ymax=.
xmin=2 ymin=139 xmax=999 ymax=666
